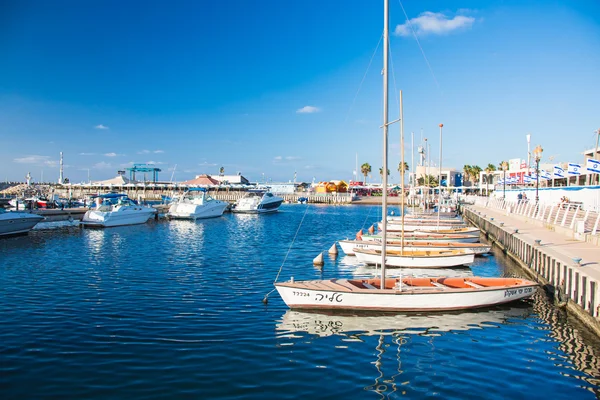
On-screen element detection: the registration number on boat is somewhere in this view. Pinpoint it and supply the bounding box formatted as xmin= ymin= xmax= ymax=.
xmin=504 ymin=287 xmax=533 ymax=298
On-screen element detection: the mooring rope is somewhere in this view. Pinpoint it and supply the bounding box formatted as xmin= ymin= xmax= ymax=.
xmin=263 ymin=202 xmax=311 ymax=303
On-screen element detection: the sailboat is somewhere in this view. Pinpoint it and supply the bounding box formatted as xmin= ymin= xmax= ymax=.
xmin=274 ymin=0 xmax=537 ymax=311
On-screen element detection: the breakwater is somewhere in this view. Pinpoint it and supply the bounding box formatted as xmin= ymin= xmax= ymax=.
xmin=461 ymin=205 xmax=600 ymax=337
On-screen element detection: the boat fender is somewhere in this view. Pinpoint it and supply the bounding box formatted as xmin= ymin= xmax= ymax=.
xmin=328 ymin=243 xmax=338 ymax=255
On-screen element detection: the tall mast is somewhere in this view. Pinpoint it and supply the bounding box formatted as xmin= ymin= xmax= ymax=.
xmin=400 ymin=91 xmax=405 ymax=255
xmin=380 ymin=0 xmax=389 ymax=289
xmin=438 ymin=124 xmax=443 ymax=229
xmin=411 ymin=131 xmax=414 ymax=206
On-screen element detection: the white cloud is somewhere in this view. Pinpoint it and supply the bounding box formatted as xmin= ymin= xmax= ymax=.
xmin=13 ymin=155 xmax=60 ymax=167
xmin=285 ymin=156 xmax=301 ymax=161
xmin=145 ymin=160 xmax=166 ymax=165
xmin=138 ymin=149 xmax=163 ymax=154
xmin=95 ymin=124 xmax=109 ymax=130
xmin=274 ymin=156 xmax=283 ymax=161
xmin=296 ymin=106 xmax=321 ymax=114
xmin=79 ymin=152 xmax=96 ymax=156
xmin=394 ymin=11 xmax=475 ymax=37
xmin=104 ymin=152 xmax=119 ymax=157
xmin=14 ymin=155 xmax=50 ymax=164
xmin=93 ymin=161 xmax=112 ymax=169
xmin=199 ymin=162 xmax=217 ymax=166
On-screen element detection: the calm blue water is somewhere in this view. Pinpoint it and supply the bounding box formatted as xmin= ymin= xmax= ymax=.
xmin=1 ymin=204 xmax=599 ymax=399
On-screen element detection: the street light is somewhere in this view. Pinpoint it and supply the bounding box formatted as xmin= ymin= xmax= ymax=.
xmin=533 ymin=145 xmax=543 ymax=204
xmin=501 ymin=161 xmax=508 ymax=199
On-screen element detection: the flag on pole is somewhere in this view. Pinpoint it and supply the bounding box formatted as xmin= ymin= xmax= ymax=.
xmin=568 ymin=163 xmax=581 ymax=175
xmin=542 ymin=170 xmax=552 ymax=180
xmin=586 ymin=159 xmax=600 ymax=174
xmin=523 ymin=175 xmax=533 ymax=184
xmin=554 ymin=165 xmax=565 ymax=178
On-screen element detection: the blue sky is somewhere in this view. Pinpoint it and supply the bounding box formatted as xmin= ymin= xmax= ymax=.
xmin=1 ymin=0 xmax=599 ymax=184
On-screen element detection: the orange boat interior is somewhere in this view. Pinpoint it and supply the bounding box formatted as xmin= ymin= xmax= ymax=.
xmin=351 ymin=277 xmax=529 ymax=290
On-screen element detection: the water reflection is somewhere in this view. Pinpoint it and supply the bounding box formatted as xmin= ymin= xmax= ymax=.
xmin=277 ymin=306 xmax=534 ymax=398
xmin=277 ymin=307 xmax=532 ymax=339
xmin=533 ymin=294 xmax=600 ymax=396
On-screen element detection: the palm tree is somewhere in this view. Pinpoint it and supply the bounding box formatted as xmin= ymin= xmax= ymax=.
xmin=417 ymin=174 xmax=438 ymax=187
xmin=462 ymin=165 xmax=471 ymax=185
xmin=471 ymin=165 xmax=482 ymax=188
xmin=398 ymin=162 xmax=409 ymax=184
xmin=484 ymin=163 xmax=496 ymax=195
xmin=360 ymin=163 xmax=371 ymax=184
xmin=379 ymin=167 xmax=390 ymax=182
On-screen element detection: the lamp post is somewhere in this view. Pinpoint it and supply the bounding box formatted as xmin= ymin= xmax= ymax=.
xmin=501 ymin=161 xmax=508 ymax=199
xmin=533 ymin=145 xmax=543 ymax=204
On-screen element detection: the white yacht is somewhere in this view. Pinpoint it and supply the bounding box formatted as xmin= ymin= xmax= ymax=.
xmin=80 ymin=194 xmax=156 ymax=228
xmin=167 ymin=188 xmax=229 ymax=220
xmin=232 ymin=190 xmax=283 ymax=214
xmin=0 ymin=209 xmax=44 ymax=237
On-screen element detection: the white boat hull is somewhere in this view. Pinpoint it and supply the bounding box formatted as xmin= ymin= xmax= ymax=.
xmin=275 ymin=278 xmax=538 ymax=312
xmin=81 ymin=207 xmax=155 ymax=228
xmin=339 ymin=240 xmax=490 ymax=256
xmin=354 ymin=249 xmax=475 ymax=268
xmin=360 ymin=234 xmax=480 ymax=244
xmin=0 ymin=212 xmax=44 ymax=236
xmin=168 ymin=201 xmax=228 ymax=220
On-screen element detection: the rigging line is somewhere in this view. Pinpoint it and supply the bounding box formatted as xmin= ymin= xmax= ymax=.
xmin=389 ymin=36 xmax=400 ymax=112
xmin=361 ymin=203 xmax=375 ymax=230
xmin=397 ymin=0 xmax=440 ymax=90
xmin=264 ymin=202 xmax=312 ymax=300
xmin=343 ymin=34 xmax=383 ymax=125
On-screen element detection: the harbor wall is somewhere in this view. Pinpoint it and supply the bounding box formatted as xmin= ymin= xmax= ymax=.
xmin=460 ymin=206 xmax=600 ymax=336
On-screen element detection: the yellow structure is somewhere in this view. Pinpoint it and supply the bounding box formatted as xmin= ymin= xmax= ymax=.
xmin=314 ymin=180 xmax=348 ymax=193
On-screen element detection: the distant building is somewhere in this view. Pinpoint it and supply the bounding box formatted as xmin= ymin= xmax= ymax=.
xmin=212 ymin=174 xmax=250 ymax=185
xmin=180 ymin=175 xmax=220 ymax=186
xmin=268 ymin=183 xmax=297 ymax=194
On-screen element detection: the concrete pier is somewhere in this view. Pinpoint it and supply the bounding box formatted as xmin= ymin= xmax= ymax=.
xmin=460 ymin=202 xmax=600 ymax=336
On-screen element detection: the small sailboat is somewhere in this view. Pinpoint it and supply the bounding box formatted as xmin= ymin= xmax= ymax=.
xmin=359 ymin=232 xmax=480 ymax=243
xmin=338 ymin=239 xmax=491 ymax=256
xmin=274 ymin=0 xmax=537 ymax=311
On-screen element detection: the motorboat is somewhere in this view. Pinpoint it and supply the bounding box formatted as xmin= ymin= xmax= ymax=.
xmin=80 ymin=193 xmax=156 ymax=228
xmin=0 ymin=209 xmax=44 ymax=237
xmin=167 ymin=188 xmax=228 ymax=220
xmin=232 ymin=190 xmax=283 ymax=214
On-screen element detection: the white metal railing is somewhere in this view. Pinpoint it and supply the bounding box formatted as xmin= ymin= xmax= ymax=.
xmin=465 ymin=195 xmax=600 ymax=237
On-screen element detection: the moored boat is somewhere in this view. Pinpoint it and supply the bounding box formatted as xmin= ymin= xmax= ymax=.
xmin=359 ymin=233 xmax=480 ymax=243
xmin=80 ymin=194 xmax=156 ymax=228
xmin=232 ymin=190 xmax=283 ymax=214
xmin=275 ymin=277 xmax=538 ymax=312
xmin=167 ymin=188 xmax=228 ymax=220
xmin=338 ymin=239 xmax=491 ymax=256
xmin=353 ymin=248 xmax=475 ymax=268
xmin=0 ymin=209 xmax=44 ymax=237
